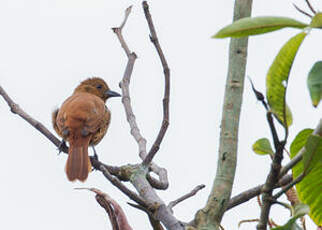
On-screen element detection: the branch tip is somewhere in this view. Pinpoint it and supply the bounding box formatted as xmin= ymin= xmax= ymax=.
xmin=292 ymin=3 xmax=312 ymax=19
xmin=168 ymin=184 xmax=205 ymax=211
xmin=304 ymin=0 xmax=316 ymax=14
xmin=142 ymin=0 xmax=171 ymax=167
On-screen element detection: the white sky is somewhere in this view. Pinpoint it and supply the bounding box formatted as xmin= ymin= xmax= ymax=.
xmin=0 ymin=0 xmax=321 ymax=229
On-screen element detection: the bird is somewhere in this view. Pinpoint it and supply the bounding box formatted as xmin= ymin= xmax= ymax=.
xmin=52 ymin=77 xmax=121 ymax=182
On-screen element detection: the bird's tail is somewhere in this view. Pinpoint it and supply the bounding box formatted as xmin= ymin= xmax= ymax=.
xmin=65 ymin=134 xmax=92 ymax=182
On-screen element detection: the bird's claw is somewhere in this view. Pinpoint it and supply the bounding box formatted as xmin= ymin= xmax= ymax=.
xmin=91 ymin=146 xmax=99 ymax=171
xmin=58 ymin=140 xmax=67 ymax=155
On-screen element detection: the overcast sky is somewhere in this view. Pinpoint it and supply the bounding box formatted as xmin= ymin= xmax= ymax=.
xmin=0 ymin=0 xmax=321 ymax=229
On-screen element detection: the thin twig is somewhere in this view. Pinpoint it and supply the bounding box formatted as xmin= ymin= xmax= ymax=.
xmin=279 ymin=151 xmax=303 ymax=177
xmin=270 ymin=200 xmax=292 ymax=210
xmin=113 ymin=8 xmax=144 ymax=158
xmin=128 ymin=202 xmax=165 ymax=230
xmin=292 ymin=3 xmax=313 ymax=18
xmin=112 ymin=6 xmax=133 ymax=57
xmin=142 ymin=1 xmax=170 ymax=167
xmin=112 ymin=4 xmax=169 ymax=190
xmin=273 ymin=173 xmax=305 ymax=199
xmin=226 ymin=174 xmax=292 ymax=211
xmin=113 ymin=6 xmax=183 ymax=230
xmin=238 ymin=219 xmax=259 ymax=228
xmin=100 ymin=165 xmax=149 ymax=209
xmin=0 ymin=85 xmax=68 ymax=152
xmin=304 ymin=0 xmax=316 ymax=14
xmin=267 ymin=112 xmax=281 ymax=150
xmin=112 ymin=6 xmax=147 ymax=165
xmin=168 ymin=185 xmax=205 ymax=212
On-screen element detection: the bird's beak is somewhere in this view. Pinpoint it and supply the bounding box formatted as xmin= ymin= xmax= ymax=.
xmin=105 ymin=90 xmax=121 ymax=98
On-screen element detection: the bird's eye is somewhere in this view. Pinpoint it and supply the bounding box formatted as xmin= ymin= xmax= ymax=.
xmin=96 ymin=84 xmax=103 ymax=89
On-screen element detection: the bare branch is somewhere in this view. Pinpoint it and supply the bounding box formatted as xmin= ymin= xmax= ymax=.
xmin=304 ymin=0 xmax=316 ymax=14
xmin=293 ymin=3 xmax=313 ymax=18
xmin=120 ymin=6 xmax=132 ymax=31
xmin=226 ymin=174 xmax=292 ymax=211
xmin=100 ymin=165 xmax=149 ymax=209
xmin=112 ymin=6 xmax=133 ymax=57
xmin=168 ymin=185 xmax=205 ymax=212
xmin=0 ymin=85 xmax=67 ymax=152
xmin=142 ymin=1 xmax=170 ymax=167
xmin=238 ymin=219 xmax=259 ymax=228
xmin=279 ymin=151 xmax=303 ymax=177
xmin=273 ymin=173 xmax=305 ymax=199
xmin=112 ymin=6 xmax=183 ymax=229
xmin=128 ymin=202 xmax=165 ymax=230
xmin=112 ymin=6 xmax=147 ymax=166
xmin=147 ymin=169 xmax=169 ymax=190
xmin=112 ymin=3 xmax=169 ymax=190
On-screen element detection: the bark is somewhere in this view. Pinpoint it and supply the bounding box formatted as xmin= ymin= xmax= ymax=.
xmin=194 ymin=1 xmax=253 ymax=229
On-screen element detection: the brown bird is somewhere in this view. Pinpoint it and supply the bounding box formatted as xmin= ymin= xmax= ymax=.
xmin=52 ymin=77 xmax=121 ymax=182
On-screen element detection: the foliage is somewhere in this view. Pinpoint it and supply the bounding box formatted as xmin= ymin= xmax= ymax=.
xmin=307 ymin=61 xmax=322 ymax=107
xmin=252 ymin=138 xmax=274 ymax=156
xmin=266 ymin=32 xmax=306 ymax=127
xmin=214 ymin=3 xmax=322 ymax=227
xmin=213 ymin=16 xmax=307 ymax=38
xmin=290 ymin=129 xmax=322 ymax=225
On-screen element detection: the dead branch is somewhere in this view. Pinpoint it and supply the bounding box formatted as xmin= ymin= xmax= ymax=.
xmin=293 ymin=3 xmax=313 ymax=18
xmin=168 ymin=185 xmax=205 ymax=212
xmin=0 ymin=85 xmax=67 ymax=152
xmin=304 ymin=0 xmax=316 ymax=14
xmin=112 ymin=5 xmax=169 ymax=191
xmin=100 ymin=165 xmax=149 ymax=209
xmin=112 ymin=5 xmax=184 ymax=230
xmin=142 ymin=1 xmax=170 ymax=167
xmin=128 ymin=202 xmax=165 ymax=230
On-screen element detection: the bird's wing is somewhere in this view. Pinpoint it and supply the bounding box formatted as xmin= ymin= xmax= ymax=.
xmin=57 ymin=92 xmax=106 ymax=134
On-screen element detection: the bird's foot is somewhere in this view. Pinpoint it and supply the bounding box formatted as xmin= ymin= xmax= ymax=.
xmin=58 ymin=140 xmax=67 ymax=155
xmin=91 ymin=146 xmax=99 ymax=171
xmin=92 ymin=146 xmax=99 ymax=160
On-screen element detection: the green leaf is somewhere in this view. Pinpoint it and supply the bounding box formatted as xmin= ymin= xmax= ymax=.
xmin=303 ymin=134 xmax=322 ymax=172
xmin=272 ymin=203 xmax=309 ymax=230
xmin=252 ymin=138 xmax=274 ymax=155
xmin=213 ymin=16 xmax=308 ymax=38
xmin=290 ymin=129 xmax=313 ymax=155
xmin=266 ymin=32 xmax=307 ymax=127
xmin=310 ymin=12 xmax=322 ymax=28
xmin=290 ymin=129 xmax=322 ymax=225
xmin=307 ymin=61 xmax=322 ymax=107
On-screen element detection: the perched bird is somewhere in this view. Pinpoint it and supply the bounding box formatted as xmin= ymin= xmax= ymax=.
xmin=52 ymin=77 xmax=121 ymax=182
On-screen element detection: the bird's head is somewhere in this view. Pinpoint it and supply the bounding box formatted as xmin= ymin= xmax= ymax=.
xmin=74 ymin=77 xmax=121 ymax=102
